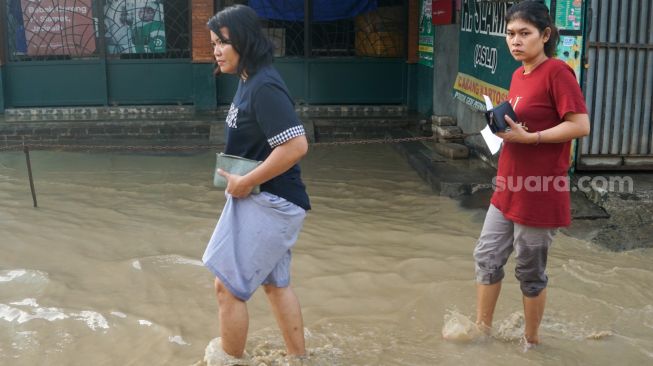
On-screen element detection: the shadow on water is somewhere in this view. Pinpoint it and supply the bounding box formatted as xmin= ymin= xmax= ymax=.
xmin=458 ymin=187 xmax=493 ymax=210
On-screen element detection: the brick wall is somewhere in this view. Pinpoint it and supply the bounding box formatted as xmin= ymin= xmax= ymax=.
xmin=0 ymin=106 xmax=419 ymax=146
xmin=407 ymin=0 xmax=419 ymax=63
xmin=0 ymin=121 xmax=213 ymax=146
xmin=192 ymin=0 xmax=215 ymax=63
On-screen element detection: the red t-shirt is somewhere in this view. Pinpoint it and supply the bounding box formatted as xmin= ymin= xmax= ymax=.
xmin=490 ymin=58 xmax=588 ymax=228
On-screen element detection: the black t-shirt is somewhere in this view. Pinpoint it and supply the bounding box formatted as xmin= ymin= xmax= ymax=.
xmin=223 ymin=65 xmax=311 ymax=210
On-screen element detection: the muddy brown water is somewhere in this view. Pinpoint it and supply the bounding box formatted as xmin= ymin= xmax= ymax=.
xmin=1 ymin=145 xmax=651 ymax=365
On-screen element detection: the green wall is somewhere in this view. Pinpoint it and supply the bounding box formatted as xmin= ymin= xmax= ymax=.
xmin=0 ymin=66 xmax=5 ymax=112
xmin=406 ymin=64 xmax=417 ymax=111
xmin=106 ymin=60 xmax=193 ymax=105
xmin=2 ymin=58 xmax=405 ymax=110
xmin=416 ymin=63 xmax=433 ymax=115
xmin=406 ymin=63 xmax=434 ymax=116
xmin=217 ymin=58 xmax=407 ymax=105
xmin=5 ymin=61 xmax=107 ymax=107
xmin=192 ymin=63 xmax=217 ymax=110
xmin=4 ymin=60 xmax=195 ymax=108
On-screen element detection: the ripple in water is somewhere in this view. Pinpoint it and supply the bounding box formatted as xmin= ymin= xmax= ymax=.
xmin=440 ymin=308 xmax=616 ymax=346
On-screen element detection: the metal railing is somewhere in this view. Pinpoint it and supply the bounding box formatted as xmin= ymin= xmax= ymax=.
xmin=580 ymin=0 xmax=653 ymax=169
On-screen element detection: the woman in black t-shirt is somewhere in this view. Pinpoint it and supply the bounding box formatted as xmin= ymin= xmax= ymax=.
xmin=202 ymin=5 xmax=310 ymax=363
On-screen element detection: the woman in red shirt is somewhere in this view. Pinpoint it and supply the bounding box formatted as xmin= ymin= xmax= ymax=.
xmin=473 ymin=1 xmax=590 ymax=348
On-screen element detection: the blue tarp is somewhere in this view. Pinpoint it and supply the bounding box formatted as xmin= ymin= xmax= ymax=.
xmin=8 ymin=0 xmax=27 ymax=53
xmin=250 ymin=0 xmax=378 ymax=22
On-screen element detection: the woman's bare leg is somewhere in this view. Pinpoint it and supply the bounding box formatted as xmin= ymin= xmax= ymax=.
xmin=215 ymin=278 xmax=249 ymax=358
xmin=264 ymin=285 xmax=305 ymax=356
xmin=523 ymin=288 xmax=546 ymax=344
xmin=476 ymin=282 xmax=502 ymax=332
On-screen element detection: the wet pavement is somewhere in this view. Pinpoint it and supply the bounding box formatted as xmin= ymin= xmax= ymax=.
xmin=391 ymin=130 xmax=653 ymax=251
xmin=564 ymin=173 xmax=653 ymax=251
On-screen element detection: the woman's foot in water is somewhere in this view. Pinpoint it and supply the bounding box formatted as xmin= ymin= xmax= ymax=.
xmin=204 ymin=337 xmax=252 ymax=366
xmin=521 ymin=335 xmax=539 ymax=352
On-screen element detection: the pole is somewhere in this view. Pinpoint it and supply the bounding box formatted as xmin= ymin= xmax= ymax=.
xmin=23 ymin=145 xmax=38 ymax=208
xmin=304 ymin=0 xmax=312 ymax=58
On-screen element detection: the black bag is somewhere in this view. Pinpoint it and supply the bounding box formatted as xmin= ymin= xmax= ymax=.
xmin=484 ymin=101 xmax=517 ymax=133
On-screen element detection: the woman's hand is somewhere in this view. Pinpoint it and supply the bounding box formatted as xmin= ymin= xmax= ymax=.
xmin=217 ymin=169 xmax=255 ymax=198
xmin=496 ymin=115 xmax=538 ymax=144
xmin=496 ymin=113 xmax=590 ymax=145
xmin=217 ymin=135 xmax=309 ymax=199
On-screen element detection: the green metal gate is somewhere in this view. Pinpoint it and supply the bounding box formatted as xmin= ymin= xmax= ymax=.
xmin=215 ymin=0 xmax=409 ymax=105
xmin=578 ymin=0 xmax=653 ymax=170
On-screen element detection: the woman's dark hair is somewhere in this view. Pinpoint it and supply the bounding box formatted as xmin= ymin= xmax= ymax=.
xmin=207 ymin=5 xmax=274 ymax=77
xmin=506 ymin=1 xmax=560 ymax=57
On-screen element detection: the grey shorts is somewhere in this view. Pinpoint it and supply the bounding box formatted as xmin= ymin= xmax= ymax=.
xmin=473 ymin=204 xmax=556 ymax=297
xmin=202 ymin=191 xmax=306 ymax=301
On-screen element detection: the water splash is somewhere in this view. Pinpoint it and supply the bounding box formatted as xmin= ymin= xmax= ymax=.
xmin=0 ymin=270 xmax=27 ymax=282
xmin=441 ymin=308 xmax=616 ymax=346
xmin=203 ymin=337 xmax=252 ymax=366
xmin=441 ymin=310 xmax=486 ymax=342
xmin=494 ymin=312 xmax=525 ymax=342
xmin=0 ymin=303 xmax=68 ymax=324
xmin=169 ymin=335 xmax=190 ymax=346
xmin=196 ymin=327 xmax=345 ymax=366
xmin=585 ymin=330 xmax=614 ymax=340
xmin=71 ymin=311 xmax=109 ymax=331
xmin=10 ymin=298 xmax=38 ymax=307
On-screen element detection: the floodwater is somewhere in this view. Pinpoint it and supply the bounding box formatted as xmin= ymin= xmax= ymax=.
xmin=0 ymin=145 xmax=652 ymax=365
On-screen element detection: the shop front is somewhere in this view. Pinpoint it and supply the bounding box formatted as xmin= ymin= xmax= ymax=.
xmin=0 ymin=0 xmax=210 ymax=110
xmin=214 ymin=0 xmax=410 ymax=105
xmin=0 ymin=0 xmax=413 ymax=112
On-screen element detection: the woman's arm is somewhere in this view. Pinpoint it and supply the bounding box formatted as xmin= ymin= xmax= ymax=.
xmin=498 ymin=112 xmax=590 ymax=144
xmin=218 ymin=135 xmax=308 ymax=198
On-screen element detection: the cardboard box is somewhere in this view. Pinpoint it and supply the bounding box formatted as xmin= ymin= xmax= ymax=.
xmin=356 ymin=6 xmax=404 ymax=33
xmin=355 ymin=31 xmax=403 ymax=57
xmin=355 ymin=6 xmax=404 ymax=57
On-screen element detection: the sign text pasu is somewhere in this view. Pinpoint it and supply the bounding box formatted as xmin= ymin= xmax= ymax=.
xmin=461 ymin=0 xmax=515 ymax=37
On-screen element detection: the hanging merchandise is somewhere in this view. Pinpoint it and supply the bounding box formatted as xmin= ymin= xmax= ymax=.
xmin=7 ymin=0 xmax=28 ymax=55
xmin=555 ymin=0 xmax=583 ymax=31
xmin=552 ymin=0 xmax=585 ymax=81
xmin=418 ymin=0 xmax=434 ymax=67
